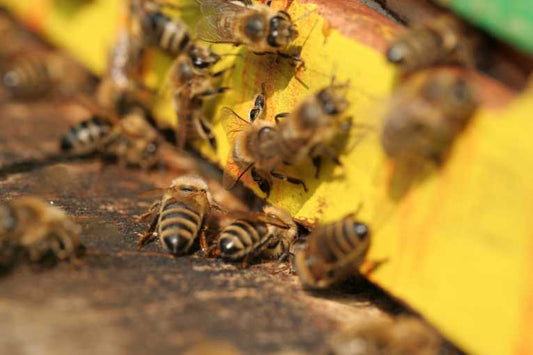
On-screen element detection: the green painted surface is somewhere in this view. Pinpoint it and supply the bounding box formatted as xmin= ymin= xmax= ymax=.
xmin=436 ymin=0 xmax=533 ymax=54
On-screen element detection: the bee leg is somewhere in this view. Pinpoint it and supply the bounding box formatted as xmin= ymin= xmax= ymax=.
xmin=240 ymin=254 xmax=250 ymax=269
xmin=270 ymin=170 xmax=308 ymax=192
xmin=274 ymin=112 xmax=290 ymax=124
xmin=196 ymin=117 xmax=217 ymax=151
xmin=211 ymin=65 xmax=235 ymax=78
xmin=361 ymin=258 xmax=388 ymax=276
xmin=195 ymin=87 xmax=230 ymax=99
xmin=136 ymin=202 xmax=160 ymax=222
xmin=137 ymin=213 xmax=159 ymax=249
xmin=199 ymin=227 xmax=210 ymax=256
xmin=276 ymin=51 xmax=305 ymax=69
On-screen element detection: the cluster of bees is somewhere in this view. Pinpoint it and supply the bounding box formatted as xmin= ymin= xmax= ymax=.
xmin=0 ymin=0 xmax=482 ymax=292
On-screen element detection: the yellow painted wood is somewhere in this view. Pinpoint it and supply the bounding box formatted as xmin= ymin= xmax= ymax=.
xmin=2 ymin=0 xmax=532 ymax=354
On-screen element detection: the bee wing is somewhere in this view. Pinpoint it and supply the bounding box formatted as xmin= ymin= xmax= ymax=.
xmin=138 ymin=188 xmax=168 ymax=198
xmin=195 ymin=0 xmax=250 ymax=43
xmin=248 ymin=212 xmax=291 ymax=229
xmin=220 ymin=106 xmax=252 ymax=190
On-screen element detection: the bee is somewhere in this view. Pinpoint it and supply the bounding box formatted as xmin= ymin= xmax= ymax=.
xmin=60 ymin=108 xmax=160 ymax=169
xmin=218 ymin=205 xmax=297 ymax=264
xmin=294 ymin=213 xmax=370 ymax=289
xmin=381 ymin=71 xmax=478 ymax=164
xmin=329 ymin=317 xmax=442 ymax=355
xmin=276 ymin=81 xmax=352 ymax=178
xmin=0 ymin=197 xmax=83 ymax=268
xmin=136 ymin=0 xmax=192 ymax=57
xmin=222 ymin=85 xmax=307 ymax=196
xmin=2 ymin=52 xmax=92 ymax=100
xmin=169 ymin=43 xmax=229 ymax=150
xmin=386 ymin=14 xmax=480 ymax=74
xmin=196 ymin=0 xmax=300 ymax=63
xmin=137 ymin=175 xmax=215 ymax=255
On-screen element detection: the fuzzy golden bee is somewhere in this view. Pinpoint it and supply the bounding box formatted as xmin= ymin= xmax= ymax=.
xmin=217 ymin=205 xmax=297 ymax=264
xmin=169 ymin=43 xmax=229 ymax=150
xmin=294 ymin=214 xmax=370 ymax=289
xmin=137 ymin=175 xmax=216 ymax=255
xmin=0 ymin=197 xmax=83 ymax=268
xmin=386 ymin=14 xmax=480 ymax=74
xmin=196 ymin=0 xmax=300 ymax=62
xmin=276 ymin=81 xmax=352 ymax=178
xmin=2 ymin=52 xmax=92 ymax=100
xmin=381 ymin=71 xmax=478 ymax=164
xmin=222 ymin=85 xmax=307 ymax=196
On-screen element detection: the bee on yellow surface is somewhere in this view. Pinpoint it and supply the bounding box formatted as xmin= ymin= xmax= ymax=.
xmin=0 ymin=197 xmax=83 ymax=268
xmin=169 ymin=43 xmax=229 ymax=150
xmin=60 ymin=108 xmax=161 ymax=169
xmin=294 ymin=213 xmax=370 ymax=289
xmin=381 ymin=71 xmax=478 ymax=164
xmin=217 ymin=205 xmax=297 ymax=265
xmin=222 ymin=85 xmax=307 ymax=196
xmin=195 ymin=0 xmax=301 ymax=64
xmin=2 ymin=52 xmax=92 ymax=100
xmin=276 ymin=80 xmax=352 ymax=178
xmin=386 ymin=14 xmax=480 ymax=74
xmin=137 ymin=175 xmax=216 ymax=255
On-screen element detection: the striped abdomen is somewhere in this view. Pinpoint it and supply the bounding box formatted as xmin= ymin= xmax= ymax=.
xmin=218 ymin=220 xmax=269 ymax=260
xmin=313 ymin=218 xmax=370 ymax=265
xmin=144 ymin=12 xmax=190 ymax=56
xmin=3 ymin=56 xmax=52 ymax=99
xmin=60 ymin=116 xmax=112 ymax=154
xmin=158 ymin=199 xmax=203 ymax=255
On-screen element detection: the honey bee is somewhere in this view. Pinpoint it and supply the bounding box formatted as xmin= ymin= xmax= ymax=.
xmin=137 ymin=175 xmax=215 ymax=255
xmin=329 ymin=317 xmax=443 ymax=355
xmin=60 ymin=108 xmax=161 ymax=169
xmin=2 ymin=52 xmax=92 ymax=100
xmin=276 ymin=81 xmax=352 ymax=178
xmin=218 ymin=205 xmax=297 ymax=264
xmin=222 ymin=85 xmax=307 ymax=196
xmin=169 ymin=43 xmax=229 ymax=150
xmin=386 ymin=14 xmax=480 ymax=74
xmin=195 ymin=0 xmax=300 ymax=63
xmin=294 ymin=213 xmax=370 ymax=289
xmin=136 ymin=0 xmax=192 ymax=56
xmin=381 ymin=71 xmax=478 ymax=164
xmin=0 ymin=197 xmax=83 ymax=267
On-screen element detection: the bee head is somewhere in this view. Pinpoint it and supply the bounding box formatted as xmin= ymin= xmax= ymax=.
xmin=317 ymin=86 xmax=349 ymax=116
xmin=421 ymin=73 xmax=477 ymax=117
xmin=188 ymin=45 xmax=221 ymax=69
xmin=267 ymin=12 xmax=298 ymax=48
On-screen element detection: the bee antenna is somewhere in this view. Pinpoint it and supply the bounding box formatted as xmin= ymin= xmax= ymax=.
xmin=221 ymin=107 xmax=250 ymax=125
xmin=235 ymin=163 xmax=254 ymax=186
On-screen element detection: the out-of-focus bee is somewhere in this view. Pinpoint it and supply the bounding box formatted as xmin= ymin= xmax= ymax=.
xmin=60 ymin=108 xmax=161 ymax=169
xmin=218 ymin=205 xmax=297 ymax=264
xmin=294 ymin=213 xmax=370 ymax=289
xmin=134 ymin=0 xmax=192 ymax=57
xmin=2 ymin=52 xmax=92 ymax=100
xmin=277 ymin=81 xmax=351 ymax=178
xmin=170 ymin=43 xmax=229 ymax=150
xmin=386 ymin=14 xmax=480 ymax=74
xmin=329 ymin=316 xmax=443 ymax=355
xmin=196 ymin=0 xmax=301 ymax=63
xmin=0 ymin=197 xmax=83 ymax=268
xmin=381 ymin=71 xmax=478 ymax=164
xmin=222 ymin=85 xmax=307 ymax=196
xmin=137 ymin=175 xmax=215 ymax=255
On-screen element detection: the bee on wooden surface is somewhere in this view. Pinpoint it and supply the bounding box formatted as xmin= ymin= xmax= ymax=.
xmin=137 ymin=175 xmax=215 ymax=255
xmin=329 ymin=317 xmax=443 ymax=355
xmin=170 ymin=43 xmax=229 ymax=150
xmin=59 ymin=108 xmax=160 ymax=169
xmin=386 ymin=14 xmax=480 ymax=74
xmin=381 ymin=71 xmax=478 ymax=164
xmin=222 ymin=85 xmax=307 ymax=196
xmin=218 ymin=205 xmax=297 ymax=265
xmin=294 ymin=213 xmax=370 ymax=289
xmin=276 ymin=81 xmax=352 ymax=178
xmin=2 ymin=52 xmax=92 ymax=100
xmin=135 ymin=0 xmax=192 ymax=57
xmin=0 ymin=197 xmax=83 ymax=268
xmin=196 ymin=0 xmax=301 ymax=64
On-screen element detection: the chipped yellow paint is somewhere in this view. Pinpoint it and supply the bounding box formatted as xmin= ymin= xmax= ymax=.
xmin=2 ymin=0 xmax=533 ymax=354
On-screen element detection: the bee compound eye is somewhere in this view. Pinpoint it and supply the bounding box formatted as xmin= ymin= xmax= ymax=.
xmin=386 ymin=43 xmax=406 ymax=64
